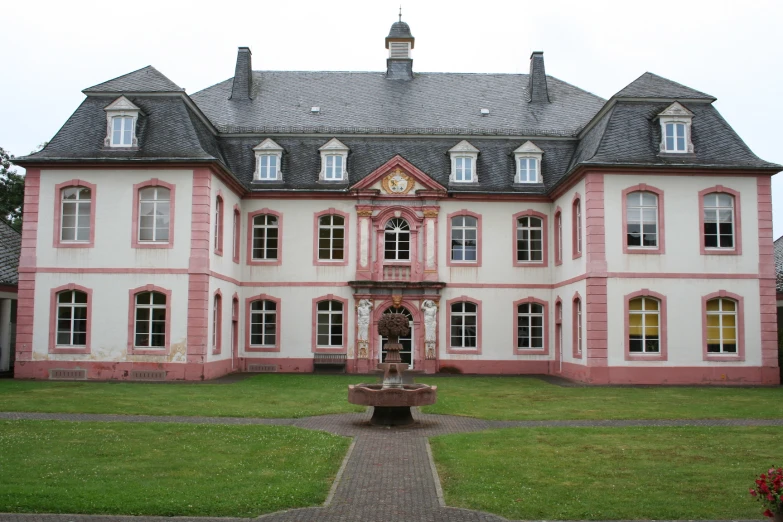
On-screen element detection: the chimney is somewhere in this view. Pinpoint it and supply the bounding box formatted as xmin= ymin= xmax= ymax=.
xmin=385 ymin=18 xmax=415 ymax=80
xmin=528 ymin=52 xmax=550 ymax=103
xmin=230 ymin=47 xmax=253 ymax=100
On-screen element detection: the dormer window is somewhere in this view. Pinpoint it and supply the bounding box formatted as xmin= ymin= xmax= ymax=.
xmin=449 ymin=141 xmax=479 ymax=184
xmin=253 ymin=138 xmax=284 ymax=181
xmin=103 ymin=96 xmax=140 ymax=149
xmin=318 ymin=138 xmax=349 ymax=182
xmin=513 ymin=141 xmax=543 ymax=183
xmin=657 ymin=102 xmax=694 ymax=154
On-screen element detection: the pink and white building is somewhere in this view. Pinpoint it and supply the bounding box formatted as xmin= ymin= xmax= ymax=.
xmin=13 ymin=19 xmax=781 ymax=384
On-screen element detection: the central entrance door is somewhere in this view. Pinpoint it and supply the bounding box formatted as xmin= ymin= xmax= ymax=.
xmin=380 ymin=306 xmax=414 ymax=368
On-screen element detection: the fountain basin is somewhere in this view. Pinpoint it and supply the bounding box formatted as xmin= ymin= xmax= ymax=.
xmin=348 ymin=383 xmax=438 ymax=426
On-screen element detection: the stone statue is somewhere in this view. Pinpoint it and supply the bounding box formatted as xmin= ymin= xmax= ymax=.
xmin=421 ymin=300 xmax=437 ymax=343
xmin=356 ymin=299 xmax=373 ymax=341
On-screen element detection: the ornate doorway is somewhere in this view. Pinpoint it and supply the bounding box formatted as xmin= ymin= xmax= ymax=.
xmin=380 ymin=306 xmax=414 ymax=368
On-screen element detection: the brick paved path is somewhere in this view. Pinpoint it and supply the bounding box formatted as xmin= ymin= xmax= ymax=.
xmin=1 ymin=409 xmax=775 ymax=522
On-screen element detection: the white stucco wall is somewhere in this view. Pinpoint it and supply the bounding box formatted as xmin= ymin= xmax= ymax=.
xmin=551 ymin=179 xmax=587 ymax=283
xmin=209 ymin=177 xmax=243 ymax=281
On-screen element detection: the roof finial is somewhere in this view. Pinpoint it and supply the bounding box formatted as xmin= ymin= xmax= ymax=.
xmin=399 ymin=5 xmax=402 ymax=22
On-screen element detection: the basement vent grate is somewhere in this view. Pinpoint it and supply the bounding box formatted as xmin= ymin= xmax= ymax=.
xmin=49 ymin=369 xmax=87 ymax=380
xmin=130 ymin=370 xmax=167 ymax=381
xmin=248 ymin=364 xmax=277 ymax=372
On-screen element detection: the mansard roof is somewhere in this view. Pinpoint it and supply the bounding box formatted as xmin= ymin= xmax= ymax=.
xmin=0 ymin=219 xmax=21 ymax=286
xmin=83 ymin=66 xmax=184 ymax=94
xmin=614 ymin=72 xmax=715 ymax=100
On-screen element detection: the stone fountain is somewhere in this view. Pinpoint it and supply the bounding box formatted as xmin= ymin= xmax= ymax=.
xmin=348 ymin=311 xmax=437 ymax=426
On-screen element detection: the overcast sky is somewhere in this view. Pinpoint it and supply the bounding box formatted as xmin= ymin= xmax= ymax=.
xmin=3 ymin=0 xmax=782 ymax=236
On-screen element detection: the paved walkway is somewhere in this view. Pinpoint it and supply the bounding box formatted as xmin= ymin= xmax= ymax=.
xmin=1 ymin=410 xmax=774 ymax=522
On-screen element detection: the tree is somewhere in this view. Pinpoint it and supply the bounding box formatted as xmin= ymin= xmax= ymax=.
xmin=0 ymin=147 xmax=25 ymax=230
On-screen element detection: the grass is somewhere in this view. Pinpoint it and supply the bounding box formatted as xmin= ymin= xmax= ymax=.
xmin=431 ymin=426 xmax=783 ymax=520
xmin=0 ymin=420 xmax=350 ymax=517
xmin=0 ymin=374 xmax=365 ymax=418
xmin=419 ymin=375 xmax=783 ymax=420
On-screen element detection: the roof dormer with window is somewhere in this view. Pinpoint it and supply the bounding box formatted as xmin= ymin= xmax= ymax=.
xmin=449 ymin=140 xmax=479 ymax=184
xmin=513 ymin=141 xmax=544 ymax=184
xmin=657 ymin=102 xmax=694 ymax=154
xmin=253 ymin=138 xmax=284 ymax=182
xmin=103 ymin=96 xmax=140 ymax=149
xmin=318 ymin=138 xmax=349 ymax=182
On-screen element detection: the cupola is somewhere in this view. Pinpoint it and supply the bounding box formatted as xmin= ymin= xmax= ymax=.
xmin=385 ymin=13 xmax=414 ymax=80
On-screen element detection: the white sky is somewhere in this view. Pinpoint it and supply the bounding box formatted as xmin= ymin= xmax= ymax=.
xmin=2 ymin=0 xmax=782 ymax=236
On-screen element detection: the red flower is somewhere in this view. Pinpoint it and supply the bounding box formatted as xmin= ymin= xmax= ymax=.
xmin=767 ymin=494 xmax=775 ymax=501
xmin=763 ymin=509 xmax=773 ymax=518
xmin=750 ymin=489 xmax=757 ymax=496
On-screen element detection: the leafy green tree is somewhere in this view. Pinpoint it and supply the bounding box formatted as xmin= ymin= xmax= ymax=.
xmin=0 ymin=147 xmax=25 ymax=230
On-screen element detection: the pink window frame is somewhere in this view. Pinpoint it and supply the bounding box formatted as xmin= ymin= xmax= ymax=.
xmin=554 ymin=207 xmax=563 ymax=266
xmin=701 ymin=290 xmax=745 ymax=362
xmin=127 ymin=284 xmax=172 ymax=356
xmin=313 ymin=208 xmax=350 ymax=266
xmin=131 ymin=178 xmax=176 ymax=249
xmin=48 ymin=283 xmax=93 ymax=354
xmin=624 ymin=289 xmax=668 ymax=361
xmin=446 ymin=210 xmax=483 ymax=267
xmin=698 ymin=186 xmax=742 ymax=256
xmin=232 ymin=205 xmax=241 ymax=263
xmin=214 ymin=192 xmax=224 ymax=256
xmin=512 ymin=296 xmax=549 ymax=355
xmin=247 ymin=208 xmax=283 ymax=266
xmin=53 ymin=179 xmax=97 ymax=248
xmin=511 ymin=210 xmax=548 ymax=267
xmin=311 ymin=294 xmax=348 ymax=353
xmin=212 ymin=289 xmax=222 ymax=354
xmin=621 ymin=184 xmax=666 ymax=255
xmin=572 ymin=291 xmax=583 ymax=359
xmin=445 ymin=295 xmax=482 ymax=354
xmin=554 ymin=297 xmax=562 ymax=359
xmin=245 ymin=293 xmax=281 ymax=353
xmin=231 ymin=294 xmax=239 ymax=355
xmin=572 ymin=193 xmax=582 ymax=259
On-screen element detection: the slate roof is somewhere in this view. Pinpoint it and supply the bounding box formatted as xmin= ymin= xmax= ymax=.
xmin=615 ymin=72 xmax=715 ymax=100
xmin=83 ymin=66 xmax=184 ymax=93
xmin=387 ymin=21 xmax=414 ymax=39
xmin=0 ymin=220 xmax=21 ymax=286
xmin=775 ymin=236 xmax=783 ymax=292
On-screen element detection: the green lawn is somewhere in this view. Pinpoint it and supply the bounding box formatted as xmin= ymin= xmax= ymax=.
xmin=431 ymin=426 xmax=782 ymax=520
xmin=0 ymin=374 xmax=364 ymax=418
xmin=0 ymin=420 xmax=350 ymax=517
xmin=420 ymin=376 xmax=783 ymax=420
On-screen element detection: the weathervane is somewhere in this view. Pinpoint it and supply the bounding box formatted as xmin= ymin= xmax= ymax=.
xmin=399 ymin=6 xmax=402 ymax=22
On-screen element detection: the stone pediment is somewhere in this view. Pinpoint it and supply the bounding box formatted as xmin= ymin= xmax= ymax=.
xmin=351 ymin=155 xmax=445 ymax=195
xmin=104 ymin=96 xmax=140 ymax=112
xmin=657 ymin=102 xmax=693 ymax=118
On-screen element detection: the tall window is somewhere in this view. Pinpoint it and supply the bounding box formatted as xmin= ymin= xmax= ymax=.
xmin=554 ymin=211 xmax=562 ymax=264
xmin=257 ymin=155 xmax=278 ymax=180
xmin=706 ymin=298 xmax=737 ymax=353
xmin=450 ymin=301 xmax=477 ymax=348
xmin=384 ymin=218 xmax=410 ymax=261
xmin=517 ymin=302 xmax=544 ymax=349
xmin=626 ymin=191 xmax=658 ymax=248
xmin=111 ymin=116 xmax=134 ymax=146
xmin=573 ymin=199 xmax=582 ymax=256
xmin=60 ymin=187 xmax=92 ymax=242
xmin=233 ymin=208 xmax=240 ymax=262
xmin=212 ymin=293 xmax=222 ymax=353
xmin=138 ymin=186 xmax=170 ymax=242
xmin=451 ymin=215 xmax=478 ymax=262
xmin=574 ymin=297 xmax=582 ymax=357
xmin=516 ymin=216 xmax=543 ymax=262
xmin=318 ymin=214 xmax=345 ymax=261
xmin=517 ymin=158 xmax=538 ymax=183
xmin=316 ymin=300 xmax=343 ymax=347
xmin=628 ymin=297 xmax=660 ymax=353
xmin=252 ymin=214 xmax=279 ymax=260
xmin=56 ymin=290 xmax=88 ymax=346
xmin=664 ymin=122 xmax=687 ymax=152
xmin=214 ymin=196 xmax=224 ymax=254
xmin=454 ymin=157 xmax=474 ymax=182
xmin=324 ymin=155 xmax=344 ymax=180
xmin=134 ymin=291 xmax=167 ymax=348
xmin=703 ymin=193 xmax=734 ymax=249
xmin=249 ymin=300 xmax=277 ymax=347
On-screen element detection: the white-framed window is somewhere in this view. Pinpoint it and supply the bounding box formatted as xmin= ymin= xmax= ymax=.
xmin=104 ymin=96 xmax=140 ymax=148
xmin=138 ymin=186 xmax=170 ymax=242
xmin=516 ymin=302 xmax=544 ymax=349
xmin=253 ymin=138 xmax=284 ymax=181
xmin=573 ymin=199 xmax=582 ymax=255
xmin=628 ymin=297 xmax=660 ymax=353
xmin=517 ymin=158 xmax=539 ymax=183
xmin=232 ymin=208 xmax=240 ymax=261
xmin=450 ymin=215 xmax=478 ymax=262
xmin=516 ymin=216 xmax=544 ymax=262
xmin=111 ymin=116 xmax=134 ymax=147
xmin=555 ymin=211 xmax=562 ymax=263
xmin=658 ymin=102 xmax=694 ymax=154
xmin=56 ymin=290 xmax=88 ymax=346
xmin=448 ymin=140 xmax=479 ymax=183
xmin=324 ymin=155 xmax=344 ymax=180
xmin=257 ymin=155 xmax=279 ymax=180
xmin=453 ymin=157 xmax=474 ymax=182
xmin=214 ymin=196 xmax=223 ymax=253
xmin=450 ymin=301 xmax=477 ymax=348
xmin=212 ymin=293 xmax=222 ymax=352
xmin=626 ymin=191 xmax=658 ymax=248
xmin=61 ymin=186 xmax=92 ymax=242
xmin=513 ymin=141 xmax=544 ymax=183
xmin=664 ymin=123 xmax=687 ymax=152
xmin=574 ymin=298 xmax=583 ymax=355
xmin=384 ymin=218 xmax=410 ymax=261
xmin=318 ymin=138 xmax=349 ymax=182
xmin=703 ymin=193 xmax=735 ymax=249
xmin=318 ymin=214 xmax=345 ymax=261
xmin=316 ymin=300 xmax=343 ymax=347
xmin=252 ymin=214 xmax=279 ymax=260
xmin=249 ymin=300 xmax=277 ymax=347
xmin=134 ymin=291 xmax=167 ymax=348
xmin=706 ymin=298 xmax=737 ymax=354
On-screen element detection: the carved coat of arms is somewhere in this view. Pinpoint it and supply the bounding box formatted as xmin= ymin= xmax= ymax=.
xmin=382 ymin=169 xmax=415 ymax=195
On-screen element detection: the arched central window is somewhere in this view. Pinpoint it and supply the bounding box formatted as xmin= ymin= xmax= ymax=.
xmin=384 ymin=218 xmax=410 ymax=261
xmin=138 ymin=186 xmax=170 ymax=242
